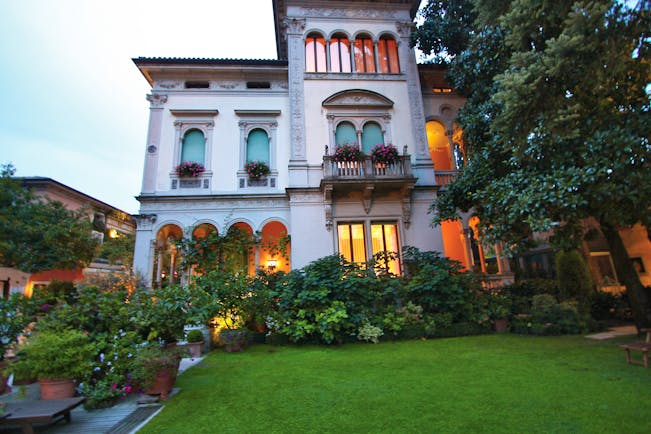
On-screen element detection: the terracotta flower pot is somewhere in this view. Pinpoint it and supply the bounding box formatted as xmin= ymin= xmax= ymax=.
xmin=39 ymin=378 xmax=76 ymax=400
xmin=186 ymin=341 xmax=204 ymax=358
xmin=145 ymin=366 xmax=178 ymax=400
xmin=494 ymin=318 xmax=509 ymax=333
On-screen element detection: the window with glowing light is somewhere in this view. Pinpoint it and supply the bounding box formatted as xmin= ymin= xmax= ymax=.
xmin=337 ymin=222 xmax=401 ymax=274
xmin=329 ymin=34 xmax=352 ymax=73
xmin=353 ymin=35 xmax=376 ymax=73
xmin=377 ymin=35 xmax=400 ymax=73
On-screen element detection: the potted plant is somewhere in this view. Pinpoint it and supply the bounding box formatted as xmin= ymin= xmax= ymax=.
xmin=130 ymin=344 xmax=186 ymax=400
xmin=489 ymin=294 xmax=512 ymax=333
xmin=370 ymin=143 xmax=399 ymax=166
xmin=244 ymin=161 xmax=271 ymax=180
xmin=333 ymin=144 xmax=363 ymax=163
xmin=11 ymin=329 xmax=95 ymax=399
xmin=185 ymin=329 xmax=205 ymax=358
xmin=219 ymin=328 xmax=251 ymax=352
xmin=175 ymin=161 xmax=205 ymax=178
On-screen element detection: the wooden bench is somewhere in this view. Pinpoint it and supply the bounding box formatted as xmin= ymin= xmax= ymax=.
xmin=0 ymin=397 xmax=85 ymax=434
xmin=621 ymin=329 xmax=651 ymax=368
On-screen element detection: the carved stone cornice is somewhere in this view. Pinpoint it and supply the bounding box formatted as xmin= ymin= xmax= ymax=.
xmin=299 ymin=7 xmax=402 ymax=20
xmin=146 ymin=93 xmax=168 ymax=109
xmin=283 ymin=17 xmax=306 ymax=35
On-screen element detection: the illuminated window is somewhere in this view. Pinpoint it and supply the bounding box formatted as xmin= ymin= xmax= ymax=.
xmin=371 ymin=223 xmax=400 ymax=274
xmin=181 ymin=129 xmax=205 ymax=165
xmin=330 ymin=34 xmax=352 ymax=73
xmin=426 ymin=120 xmax=452 ymax=170
xmin=377 ymin=36 xmax=400 ymax=73
xmin=337 ymin=222 xmax=401 ymax=274
xmin=338 ymin=223 xmax=367 ymax=263
xmin=305 ymin=33 xmax=326 ymax=72
xmin=353 ymin=35 xmax=376 ymax=73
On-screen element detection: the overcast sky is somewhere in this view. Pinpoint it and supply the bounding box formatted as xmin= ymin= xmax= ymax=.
xmin=0 ymin=0 xmax=278 ymax=214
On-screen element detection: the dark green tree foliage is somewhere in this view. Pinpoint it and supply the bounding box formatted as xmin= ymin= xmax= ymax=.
xmin=178 ymin=226 xmax=254 ymax=274
xmin=414 ymin=1 xmax=651 ymax=327
xmin=555 ymin=250 xmax=593 ymax=305
xmin=0 ymin=164 xmax=99 ymax=273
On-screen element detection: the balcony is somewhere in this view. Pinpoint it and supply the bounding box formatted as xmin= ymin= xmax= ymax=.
xmin=321 ymin=153 xmax=417 ymax=229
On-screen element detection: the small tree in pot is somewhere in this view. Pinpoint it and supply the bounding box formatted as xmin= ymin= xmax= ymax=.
xmin=11 ymin=329 xmax=95 ymax=399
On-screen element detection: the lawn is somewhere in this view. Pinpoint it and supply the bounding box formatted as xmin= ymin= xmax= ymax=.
xmin=140 ymin=335 xmax=651 ymax=433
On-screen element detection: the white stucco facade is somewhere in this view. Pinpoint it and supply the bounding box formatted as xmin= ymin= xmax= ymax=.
xmin=132 ymin=0 xmax=481 ymax=286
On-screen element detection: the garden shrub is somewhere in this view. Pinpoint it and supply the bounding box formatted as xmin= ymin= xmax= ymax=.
xmin=401 ymin=246 xmax=482 ymax=323
xmin=555 ymin=250 xmax=593 ymax=306
xmin=357 ymin=323 xmax=384 ymax=344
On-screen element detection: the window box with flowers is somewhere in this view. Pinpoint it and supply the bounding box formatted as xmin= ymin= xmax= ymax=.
xmin=175 ymin=161 xmax=205 ymax=178
xmin=244 ymin=161 xmax=271 ymax=180
xmin=371 ymin=143 xmax=399 ymax=166
xmin=333 ymin=144 xmax=364 ymax=163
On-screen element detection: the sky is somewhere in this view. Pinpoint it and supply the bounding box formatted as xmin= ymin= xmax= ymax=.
xmin=0 ymin=0 xmax=278 ymax=214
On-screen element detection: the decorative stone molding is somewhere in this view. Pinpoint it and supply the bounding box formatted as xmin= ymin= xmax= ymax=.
xmin=135 ymin=214 xmax=157 ymax=229
xmin=283 ymin=17 xmax=306 ymax=35
xmin=396 ymin=21 xmax=414 ymax=38
xmin=219 ymin=82 xmax=239 ymax=89
xmin=304 ymin=72 xmax=405 ymax=81
xmin=158 ymin=81 xmax=181 ymax=89
xmin=299 ymin=8 xmax=403 ymax=20
xmin=322 ymin=89 xmax=394 ymax=108
xmin=146 ymin=93 xmax=168 ymax=108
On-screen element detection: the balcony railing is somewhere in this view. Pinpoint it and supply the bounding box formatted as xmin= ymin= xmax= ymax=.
xmin=435 ymin=170 xmax=457 ymax=187
xmin=323 ymin=155 xmax=413 ymax=179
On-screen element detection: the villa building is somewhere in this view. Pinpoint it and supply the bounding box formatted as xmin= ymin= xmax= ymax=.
xmin=131 ymin=0 xmax=514 ymax=288
xmin=132 ymin=0 xmax=650 ymax=290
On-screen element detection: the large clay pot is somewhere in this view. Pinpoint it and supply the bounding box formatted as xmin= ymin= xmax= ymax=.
xmin=39 ymin=378 xmax=75 ymax=400
xmin=494 ymin=318 xmax=509 ymax=334
xmin=186 ymin=341 xmax=203 ymax=358
xmin=145 ymin=363 xmax=179 ymax=400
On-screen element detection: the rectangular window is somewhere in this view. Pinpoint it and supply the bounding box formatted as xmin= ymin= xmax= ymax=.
xmin=371 ymin=223 xmax=400 ymax=274
xmin=337 ymin=222 xmax=401 ymax=274
xmin=354 ymin=38 xmax=376 ymax=73
xmin=338 ymin=223 xmax=367 ymax=263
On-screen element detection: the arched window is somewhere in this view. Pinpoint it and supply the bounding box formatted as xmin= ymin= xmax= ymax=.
xmin=377 ymin=35 xmax=400 ymax=73
xmin=353 ymin=35 xmax=376 ymax=73
xmin=181 ymin=129 xmax=205 ymax=165
xmin=305 ymin=33 xmax=326 ymax=72
xmin=246 ymin=128 xmax=270 ymax=164
xmin=426 ymin=120 xmax=452 ymax=170
xmin=361 ymin=122 xmax=384 ymax=154
xmin=335 ymin=122 xmax=357 ymax=146
xmin=329 ymin=34 xmax=351 ymax=73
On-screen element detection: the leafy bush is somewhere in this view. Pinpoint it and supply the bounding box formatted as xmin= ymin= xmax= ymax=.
xmin=186 ymin=329 xmax=204 ymax=343
xmin=555 ymin=250 xmax=593 ymax=305
xmin=357 ymin=323 xmax=384 ymax=343
xmin=402 ymin=246 xmax=482 ymax=322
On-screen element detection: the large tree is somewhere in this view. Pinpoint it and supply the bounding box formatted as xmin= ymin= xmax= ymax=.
xmin=413 ymin=1 xmax=651 ymax=327
xmin=0 ymin=164 xmax=99 ymax=273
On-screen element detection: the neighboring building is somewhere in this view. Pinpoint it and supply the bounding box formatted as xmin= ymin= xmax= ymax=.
xmin=131 ymin=0 xmax=514 ymax=288
xmin=132 ymin=0 xmax=650 ymax=291
xmin=0 ymin=177 xmax=135 ymax=297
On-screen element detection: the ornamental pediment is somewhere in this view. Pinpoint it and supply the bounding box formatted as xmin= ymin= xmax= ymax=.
xmin=322 ymin=89 xmax=394 ymax=109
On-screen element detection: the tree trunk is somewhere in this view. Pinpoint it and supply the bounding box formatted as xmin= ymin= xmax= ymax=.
xmin=600 ymin=221 xmax=651 ymax=329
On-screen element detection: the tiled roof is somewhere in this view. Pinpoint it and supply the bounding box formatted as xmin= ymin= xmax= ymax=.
xmin=133 ymin=57 xmax=288 ymax=66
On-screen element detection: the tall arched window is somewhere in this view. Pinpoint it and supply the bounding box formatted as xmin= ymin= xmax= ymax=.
xmin=361 ymin=122 xmax=383 ymax=154
xmin=246 ymin=128 xmax=270 ymax=164
xmin=181 ymin=129 xmax=205 ymax=165
xmin=335 ymin=122 xmax=357 ymax=146
xmin=426 ymin=120 xmax=452 ymax=170
xmin=353 ymin=35 xmax=376 ymax=73
xmin=329 ymin=34 xmax=351 ymax=73
xmin=305 ymin=33 xmax=326 ymax=72
xmin=377 ymin=35 xmax=400 ymax=73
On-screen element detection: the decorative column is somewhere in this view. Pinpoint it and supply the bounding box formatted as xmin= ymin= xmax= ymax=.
xmin=284 ymin=17 xmax=308 ymax=186
xmin=133 ymin=214 xmax=157 ymax=288
xmin=142 ymin=93 xmax=167 ymax=193
xmin=396 ymin=21 xmax=429 ymax=163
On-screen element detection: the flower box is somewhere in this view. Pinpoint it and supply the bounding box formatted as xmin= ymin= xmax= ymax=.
xmin=175 ymin=161 xmax=205 ymax=178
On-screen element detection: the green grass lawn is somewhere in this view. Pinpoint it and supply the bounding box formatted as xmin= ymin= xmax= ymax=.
xmin=140 ymin=335 xmax=651 ymax=433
